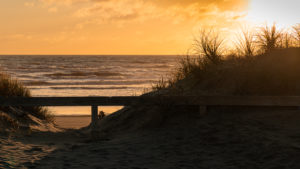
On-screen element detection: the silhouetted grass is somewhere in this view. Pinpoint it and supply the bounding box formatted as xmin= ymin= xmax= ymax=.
xmin=0 ymin=73 xmax=53 ymax=132
xmin=152 ymin=77 xmax=169 ymax=91
xmin=152 ymin=24 xmax=300 ymax=96
xmin=235 ymin=29 xmax=256 ymax=57
xmin=293 ymin=24 xmax=300 ymax=46
xmin=257 ymin=24 xmax=282 ymax=53
xmin=279 ymin=32 xmax=293 ymax=49
xmin=193 ymin=29 xmax=224 ymax=64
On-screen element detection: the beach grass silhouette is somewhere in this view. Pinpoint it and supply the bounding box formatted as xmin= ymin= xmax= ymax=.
xmin=152 ymin=24 xmax=300 ymax=96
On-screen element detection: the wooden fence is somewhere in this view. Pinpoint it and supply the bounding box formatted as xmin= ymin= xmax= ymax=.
xmin=1 ymin=96 xmax=300 ymax=125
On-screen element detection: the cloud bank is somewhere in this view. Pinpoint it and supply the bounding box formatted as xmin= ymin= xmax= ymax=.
xmin=36 ymin=0 xmax=248 ymax=25
xmin=5 ymin=0 xmax=249 ymax=54
xmin=73 ymin=0 xmax=248 ymax=23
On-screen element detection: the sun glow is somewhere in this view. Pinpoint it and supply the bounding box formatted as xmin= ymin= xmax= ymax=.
xmin=247 ymin=0 xmax=300 ymax=28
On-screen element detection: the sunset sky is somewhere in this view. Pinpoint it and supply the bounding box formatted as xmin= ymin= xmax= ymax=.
xmin=0 ymin=0 xmax=299 ymax=55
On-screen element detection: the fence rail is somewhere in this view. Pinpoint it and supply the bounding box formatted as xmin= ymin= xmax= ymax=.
xmin=2 ymin=96 xmax=300 ymax=125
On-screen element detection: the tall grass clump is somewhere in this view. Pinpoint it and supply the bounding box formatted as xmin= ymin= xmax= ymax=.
xmin=0 ymin=73 xmax=53 ymax=132
xmin=235 ymin=29 xmax=256 ymax=57
xmin=193 ymin=29 xmax=225 ymax=64
xmin=256 ymin=24 xmax=282 ymax=53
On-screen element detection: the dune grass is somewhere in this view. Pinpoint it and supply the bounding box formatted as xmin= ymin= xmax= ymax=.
xmin=0 ymin=73 xmax=53 ymax=132
xmin=293 ymin=24 xmax=300 ymax=46
xmin=152 ymin=24 xmax=300 ymax=96
xmin=256 ymin=24 xmax=282 ymax=53
xmin=193 ymin=29 xmax=224 ymax=64
xmin=235 ymin=29 xmax=256 ymax=57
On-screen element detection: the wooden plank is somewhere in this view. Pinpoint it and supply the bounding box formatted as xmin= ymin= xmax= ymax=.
xmin=195 ymin=96 xmax=300 ymax=106
xmin=160 ymin=96 xmax=300 ymax=106
xmin=1 ymin=96 xmax=300 ymax=107
xmin=0 ymin=96 xmax=140 ymax=106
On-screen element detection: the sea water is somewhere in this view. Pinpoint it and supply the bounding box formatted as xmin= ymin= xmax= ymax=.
xmin=0 ymin=55 xmax=179 ymax=115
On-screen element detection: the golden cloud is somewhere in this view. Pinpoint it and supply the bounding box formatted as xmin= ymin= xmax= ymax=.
xmin=39 ymin=0 xmax=248 ymax=19
xmin=8 ymin=0 xmax=249 ymax=54
xmin=72 ymin=0 xmax=248 ymax=25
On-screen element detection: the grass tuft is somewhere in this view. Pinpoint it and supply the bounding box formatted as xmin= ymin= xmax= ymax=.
xmin=256 ymin=24 xmax=282 ymax=53
xmin=235 ymin=29 xmax=256 ymax=57
xmin=152 ymin=77 xmax=171 ymax=91
xmin=0 ymin=73 xmax=54 ymax=131
xmin=193 ymin=29 xmax=224 ymax=64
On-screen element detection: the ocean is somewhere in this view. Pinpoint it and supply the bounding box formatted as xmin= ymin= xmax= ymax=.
xmin=0 ymin=55 xmax=179 ymax=115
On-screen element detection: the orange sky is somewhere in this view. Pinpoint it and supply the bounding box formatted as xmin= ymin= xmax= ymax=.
xmin=0 ymin=0 xmax=298 ymax=55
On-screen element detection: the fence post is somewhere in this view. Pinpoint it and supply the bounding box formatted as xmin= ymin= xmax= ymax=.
xmin=91 ymin=105 xmax=98 ymax=126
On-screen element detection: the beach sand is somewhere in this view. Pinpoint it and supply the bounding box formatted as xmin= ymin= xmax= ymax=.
xmin=54 ymin=116 xmax=91 ymax=129
xmin=1 ymin=109 xmax=300 ymax=169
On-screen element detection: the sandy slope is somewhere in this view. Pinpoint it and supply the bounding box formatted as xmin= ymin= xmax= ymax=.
xmin=1 ymin=108 xmax=300 ymax=169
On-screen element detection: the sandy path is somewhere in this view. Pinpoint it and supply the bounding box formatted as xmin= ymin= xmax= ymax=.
xmin=0 ymin=137 xmax=55 ymax=168
xmin=0 ymin=129 xmax=87 ymax=168
xmin=20 ymin=127 xmax=300 ymax=169
xmin=0 ymin=116 xmax=90 ymax=168
xmin=2 ymin=110 xmax=300 ymax=169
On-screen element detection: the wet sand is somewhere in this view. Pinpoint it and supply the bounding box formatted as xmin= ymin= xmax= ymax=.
xmin=54 ymin=116 xmax=91 ymax=129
